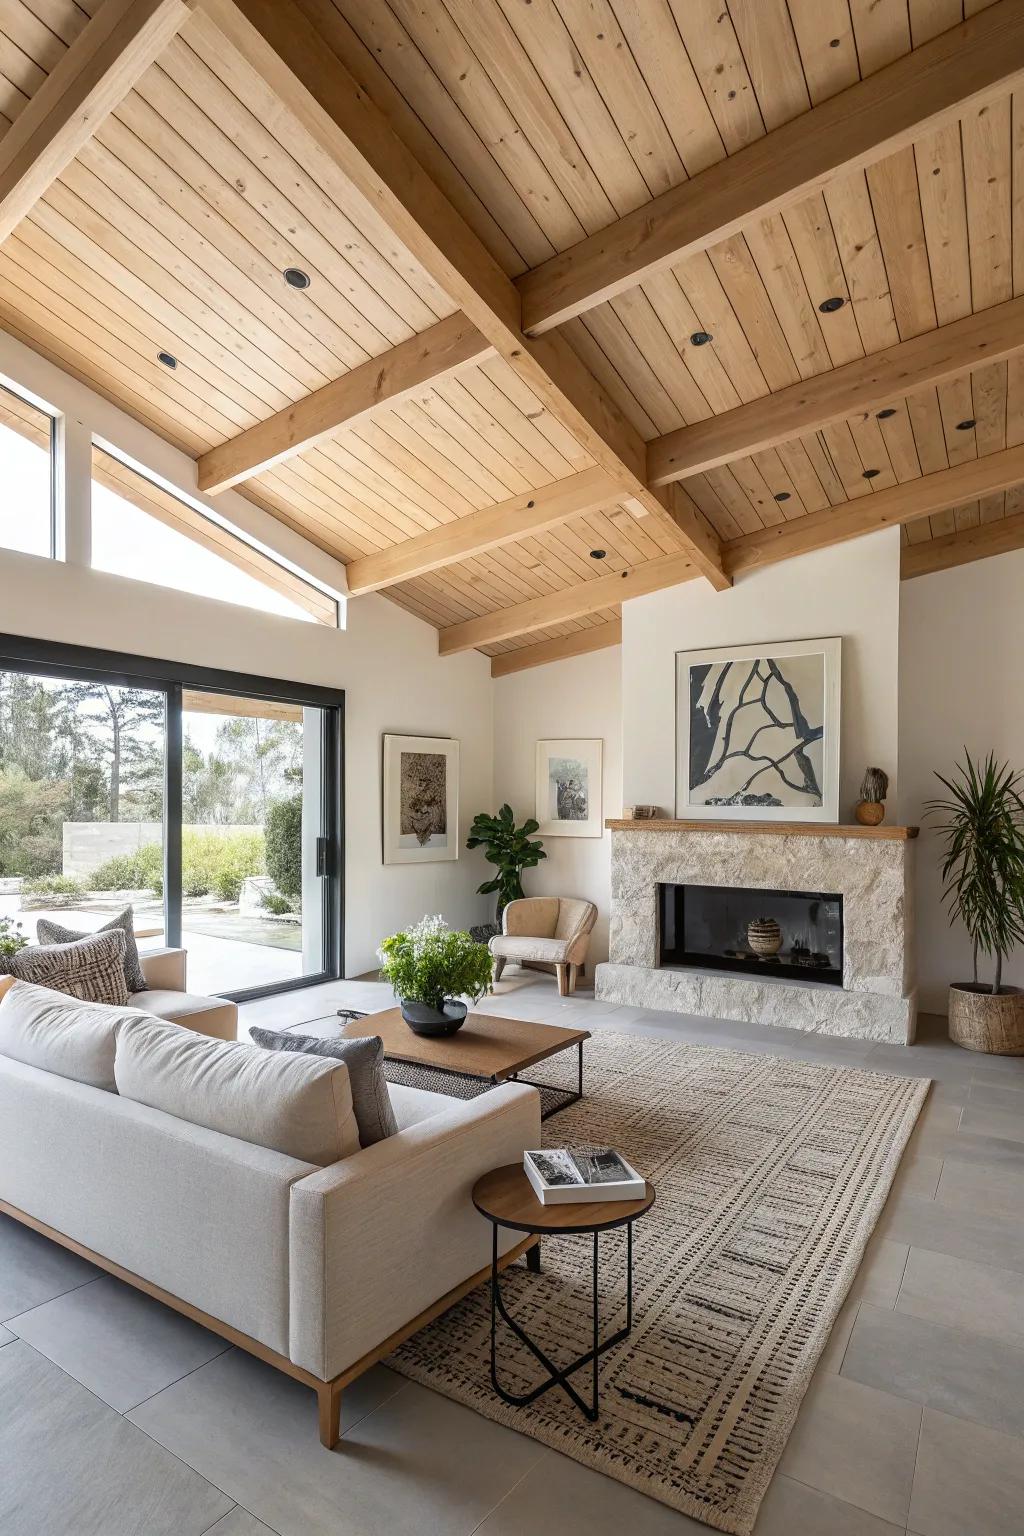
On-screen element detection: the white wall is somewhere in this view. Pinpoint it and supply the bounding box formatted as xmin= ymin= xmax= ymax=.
xmin=0 ymin=549 xmax=494 ymax=976
xmin=493 ymin=646 xmax=622 ymax=965
xmin=622 ymin=530 xmax=902 ymax=819
xmin=900 ymin=549 xmax=1024 ymax=1011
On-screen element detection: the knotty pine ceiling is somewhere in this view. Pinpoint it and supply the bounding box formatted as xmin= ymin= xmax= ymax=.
xmin=0 ymin=0 xmax=1020 ymax=660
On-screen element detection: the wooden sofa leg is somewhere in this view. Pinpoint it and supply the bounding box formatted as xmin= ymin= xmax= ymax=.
xmin=492 ymin=955 xmax=506 ymax=987
xmin=557 ymin=964 xmax=570 ymax=997
xmin=318 ymin=1380 xmax=343 ymax=1449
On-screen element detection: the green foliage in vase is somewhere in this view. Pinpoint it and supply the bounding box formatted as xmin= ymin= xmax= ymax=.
xmin=0 ymin=914 xmax=28 ymax=960
xmin=465 ymin=804 xmax=546 ymax=917
xmin=926 ymin=750 xmax=1024 ymax=995
xmin=377 ymin=915 xmax=493 ymax=1012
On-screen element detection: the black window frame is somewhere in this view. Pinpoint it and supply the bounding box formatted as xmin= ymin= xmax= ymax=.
xmin=0 ymin=633 xmax=345 ymax=1002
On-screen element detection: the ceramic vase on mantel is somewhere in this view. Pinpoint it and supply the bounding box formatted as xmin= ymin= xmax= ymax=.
xmin=747 ymin=917 xmax=783 ymax=957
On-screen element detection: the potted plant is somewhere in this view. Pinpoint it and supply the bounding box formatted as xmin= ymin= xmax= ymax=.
xmin=466 ymin=804 xmax=546 ymax=925
xmin=377 ymin=915 xmax=493 ymax=1037
xmin=0 ymin=914 xmax=27 ymax=968
xmin=926 ymin=750 xmax=1024 ymax=1054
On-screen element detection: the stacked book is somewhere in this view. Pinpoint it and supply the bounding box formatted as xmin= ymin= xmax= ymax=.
xmin=523 ymin=1146 xmax=645 ymax=1205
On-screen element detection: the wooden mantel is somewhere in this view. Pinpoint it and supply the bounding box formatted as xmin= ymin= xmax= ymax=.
xmin=605 ymin=819 xmax=918 ymax=841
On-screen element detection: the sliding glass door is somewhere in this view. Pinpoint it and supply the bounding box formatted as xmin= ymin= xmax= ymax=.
xmin=0 ymin=639 xmax=343 ymax=1000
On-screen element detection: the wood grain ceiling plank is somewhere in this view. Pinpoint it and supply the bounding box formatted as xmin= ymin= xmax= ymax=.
xmin=647 ymin=299 xmax=1024 ymax=484
xmin=901 ymin=504 xmax=1024 ymax=574
xmin=726 ymin=440 xmax=1024 ymax=573
xmin=915 ymin=121 xmax=972 ymax=326
xmin=490 ymin=618 xmax=621 ymax=676
xmin=438 ymin=547 xmax=695 ymax=653
xmin=963 ymin=93 xmax=1014 ymax=311
xmin=197 ymin=314 xmax=490 ymax=492
xmin=608 ymin=0 xmax=723 ymax=176
xmin=0 ymin=0 xmax=193 ymax=243
xmin=518 ymin=4 xmax=1024 ymax=334
xmin=786 ymin=0 xmax=859 ymax=102
xmin=824 ymin=172 xmax=900 ymax=353
xmin=201 ymin=0 xmax=728 ymax=588
xmin=670 ymin=0 xmax=764 ymax=153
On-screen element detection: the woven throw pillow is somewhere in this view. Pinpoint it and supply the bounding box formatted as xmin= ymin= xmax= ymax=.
xmin=36 ymin=907 xmax=147 ymax=996
xmin=4 ymin=930 xmax=130 ymax=1007
xmin=250 ymin=1026 xmax=398 ymax=1147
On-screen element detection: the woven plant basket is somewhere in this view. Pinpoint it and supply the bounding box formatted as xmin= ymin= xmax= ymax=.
xmin=948 ymin=984 xmax=1024 ymax=1055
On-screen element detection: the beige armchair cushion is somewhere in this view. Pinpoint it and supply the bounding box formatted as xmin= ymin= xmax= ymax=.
xmin=502 ymin=897 xmax=559 ymax=938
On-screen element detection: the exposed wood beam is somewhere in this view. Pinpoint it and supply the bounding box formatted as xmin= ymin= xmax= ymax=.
xmin=490 ymin=621 xmax=622 ymax=678
xmin=197 ymin=311 xmax=491 ymax=493
xmin=725 ymin=445 xmax=1024 ymax=575
xmin=0 ymin=0 xmax=193 ymax=244
xmin=901 ymin=510 xmax=1024 ymax=579
xmin=648 ymin=298 xmax=1024 ymax=487
xmin=438 ymin=552 xmax=695 ymax=655
xmin=345 ymin=467 xmax=621 ymax=595
xmin=202 ymin=0 xmax=729 ymax=591
xmin=517 ymin=2 xmax=1024 ymax=335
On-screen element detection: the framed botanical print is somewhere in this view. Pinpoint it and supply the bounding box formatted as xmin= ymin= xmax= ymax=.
xmin=382 ymin=734 xmax=459 ymax=863
xmin=675 ymin=638 xmax=841 ymax=822
xmin=535 ymin=738 xmax=603 ymax=838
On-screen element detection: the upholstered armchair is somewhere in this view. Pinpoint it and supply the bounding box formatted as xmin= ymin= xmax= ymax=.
xmin=489 ymin=896 xmax=598 ymax=997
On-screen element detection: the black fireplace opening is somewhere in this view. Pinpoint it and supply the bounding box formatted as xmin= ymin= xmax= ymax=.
xmin=659 ymin=883 xmax=844 ymax=986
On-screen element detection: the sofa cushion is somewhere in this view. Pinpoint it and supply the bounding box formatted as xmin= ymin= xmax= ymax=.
xmin=489 ymin=935 xmax=569 ymax=964
xmin=3 ymin=930 xmax=130 ymax=1006
xmin=250 ymin=1027 xmax=398 ymax=1147
xmin=131 ymin=989 xmax=238 ymax=1041
xmin=0 ymin=978 xmax=139 ymax=1092
xmin=115 ymin=1015 xmax=361 ymax=1166
xmin=386 ymin=1080 xmax=459 ymax=1130
xmin=36 ymin=907 xmax=147 ymax=995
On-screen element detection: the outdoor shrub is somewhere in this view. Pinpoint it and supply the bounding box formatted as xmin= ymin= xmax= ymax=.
xmin=89 ymin=829 xmax=264 ymax=903
xmin=20 ymin=874 xmax=88 ymax=899
xmin=266 ymin=795 xmax=302 ymax=901
xmin=260 ymin=890 xmax=293 ymax=916
xmin=90 ymin=852 xmax=150 ymax=891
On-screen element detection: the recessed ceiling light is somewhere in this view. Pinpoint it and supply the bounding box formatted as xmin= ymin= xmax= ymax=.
xmin=283 ymin=267 xmax=311 ymax=290
xmin=818 ymin=296 xmax=846 ymax=314
xmin=157 ymin=351 xmax=177 ymax=369
xmin=689 ymin=331 xmax=713 ymax=347
xmin=774 ymin=491 xmax=791 ymax=502
xmin=589 ymin=548 xmax=607 ymax=560
xmin=863 ymin=468 xmax=881 ymax=479
xmin=876 ymin=407 xmax=897 ymax=419
xmin=956 ymin=419 xmax=976 ymax=431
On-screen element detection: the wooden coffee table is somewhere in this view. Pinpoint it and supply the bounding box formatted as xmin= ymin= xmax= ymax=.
xmin=343 ymin=1007 xmax=589 ymax=1118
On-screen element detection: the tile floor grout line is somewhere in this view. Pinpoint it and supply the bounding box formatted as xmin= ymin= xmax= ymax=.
xmin=464 ymin=1447 xmax=553 ymax=1536
xmin=783 ymin=1465 xmax=917 ymax=1530
xmin=120 ymin=1339 xmax=235 ymax=1416
xmin=906 ymin=1394 xmax=927 ymax=1535
xmin=1 ymin=1270 xmax=105 ymax=1330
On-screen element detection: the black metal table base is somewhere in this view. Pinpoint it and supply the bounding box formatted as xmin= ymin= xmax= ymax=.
xmin=509 ymin=1037 xmax=584 ymax=1120
xmin=488 ymin=1222 xmax=633 ymax=1421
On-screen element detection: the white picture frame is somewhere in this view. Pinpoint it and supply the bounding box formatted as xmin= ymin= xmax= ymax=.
xmin=382 ymin=734 xmax=459 ymax=863
xmin=535 ymin=738 xmax=603 ymax=838
xmin=675 ymin=638 xmax=841 ymax=823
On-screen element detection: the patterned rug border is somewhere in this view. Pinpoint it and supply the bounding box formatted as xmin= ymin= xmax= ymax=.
xmin=387 ymin=1035 xmax=931 ymax=1536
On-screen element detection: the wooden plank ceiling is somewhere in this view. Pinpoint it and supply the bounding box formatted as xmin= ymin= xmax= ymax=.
xmin=1 ymin=0 xmax=1024 ymax=672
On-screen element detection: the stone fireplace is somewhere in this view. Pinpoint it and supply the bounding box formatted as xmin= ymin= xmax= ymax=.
xmin=595 ymin=820 xmax=917 ymax=1043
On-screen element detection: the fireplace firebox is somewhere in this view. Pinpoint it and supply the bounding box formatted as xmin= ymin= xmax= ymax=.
xmin=659 ymin=882 xmax=843 ymax=986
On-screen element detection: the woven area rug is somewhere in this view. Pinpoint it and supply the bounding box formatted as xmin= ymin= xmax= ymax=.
xmin=387 ymin=1030 xmax=928 ymax=1535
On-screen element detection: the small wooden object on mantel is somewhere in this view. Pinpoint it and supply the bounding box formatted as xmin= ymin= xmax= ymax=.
xmin=621 ymin=805 xmax=660 ymax=820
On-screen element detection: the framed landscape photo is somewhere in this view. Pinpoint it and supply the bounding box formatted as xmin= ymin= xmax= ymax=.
xmin=535 ymin=738 xmax=603 ymax=838
xmin=382 ymin=734 xmax=459 ymax=863
xmin=675 ymin=638 xmax=841 ymax=823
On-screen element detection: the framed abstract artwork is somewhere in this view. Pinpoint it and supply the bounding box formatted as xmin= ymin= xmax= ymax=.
xmin=382 ymin=734 xmax=459 ymax=863
xmin=535 ymin=738 xmax=603 ymax=838
xmin=675 ymin=639 xmax=841 ymax=823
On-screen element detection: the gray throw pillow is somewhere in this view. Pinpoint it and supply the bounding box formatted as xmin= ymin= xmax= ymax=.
xmin=250 ymin=1027 xmax=398 ymax=1147
xmin=4 ymin=930 xmax=130 ymax=1007
xmin=36 ymin=907 xmax=147 ymax=995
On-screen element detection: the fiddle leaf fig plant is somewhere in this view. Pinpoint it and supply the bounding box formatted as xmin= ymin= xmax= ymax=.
xmin=466 ymin=803 xmax=546 ymax=920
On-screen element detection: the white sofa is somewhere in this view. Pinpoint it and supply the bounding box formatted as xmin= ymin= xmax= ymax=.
xmin=0 ymin=991 xmax=540 ymax=1446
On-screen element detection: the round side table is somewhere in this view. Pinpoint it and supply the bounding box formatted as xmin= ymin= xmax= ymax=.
xmin=472 ymin=1163 xmax=656 ymax=1422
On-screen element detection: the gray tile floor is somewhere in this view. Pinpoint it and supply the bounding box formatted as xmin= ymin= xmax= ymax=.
xmin=2 ymin=970 xmax=1022 ymax=1535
